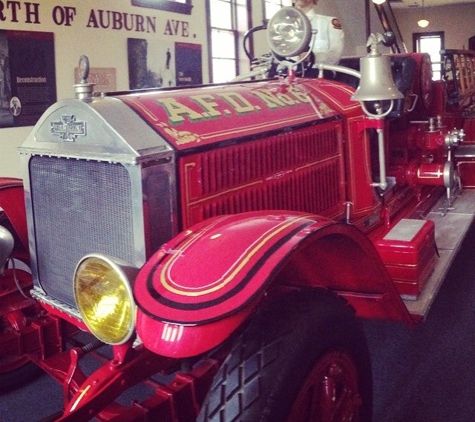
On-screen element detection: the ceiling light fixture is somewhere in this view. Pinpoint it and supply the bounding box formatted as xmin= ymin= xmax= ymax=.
xmin=418 ymin=0 xmax=429 ymax=28
xmin=418 ymin=19 xmax=429 ymax=28
xmin=372 ymin=0 xmax=386 ymax=4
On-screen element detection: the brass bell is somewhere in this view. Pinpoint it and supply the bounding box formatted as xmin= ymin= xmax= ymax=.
xmin=352 ymin=34 xmax=403 ymax=102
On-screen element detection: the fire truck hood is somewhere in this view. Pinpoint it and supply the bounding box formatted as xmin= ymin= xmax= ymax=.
xmin=19 ymin=95 xmax=174 ymax=164
xmin=116 ymin=79 xmax=347 ymax=151
xmin=20 ymin=78 xmax=356 ymax=161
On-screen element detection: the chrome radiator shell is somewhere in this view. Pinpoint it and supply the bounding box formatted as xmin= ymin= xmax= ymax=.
xmin=19 ymin=96 xmax=177 ymax=315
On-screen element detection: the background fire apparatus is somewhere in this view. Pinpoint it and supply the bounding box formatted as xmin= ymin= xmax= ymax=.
xmin=1 ymin=6 xmax=475 ymax=421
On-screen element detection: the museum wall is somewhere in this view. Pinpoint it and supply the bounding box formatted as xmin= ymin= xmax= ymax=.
xmin=3 ymin=0 xmax=470 ymax=179
xmin=0 ymin=0 xmax=208 ymax=178
xmin=393 ymin=3 xmax=475 ymax=52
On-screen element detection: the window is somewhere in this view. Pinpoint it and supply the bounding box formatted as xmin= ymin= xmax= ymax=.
xmin=208 ymin=0 xmax=249 ymax=83
xmin=264 ymin=0 xmax=292 ymax=20
xmin=131 ymin=0 xmax=193 ymax=15
xmin=413 ymin=31 xmax=444 ymax=80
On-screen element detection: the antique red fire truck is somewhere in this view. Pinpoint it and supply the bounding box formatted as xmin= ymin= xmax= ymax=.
xmin=1 ymin=6 xmax=475 ymax=421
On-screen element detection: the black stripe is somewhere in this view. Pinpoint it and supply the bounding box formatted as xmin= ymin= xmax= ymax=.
xmin=136 ymin=218 xmax=315 ymax=324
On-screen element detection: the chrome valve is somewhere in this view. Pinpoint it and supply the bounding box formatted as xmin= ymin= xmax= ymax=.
xmin=445 ymin=128 xmax=465 ymax=149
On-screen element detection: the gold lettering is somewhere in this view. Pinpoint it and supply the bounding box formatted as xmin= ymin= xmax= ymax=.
xmin=217 ymin=92 xmax=255 ymax=114
xmin=288 ymin=87 xmax=311 ymax=103
xmin=251 ymin=89 xmax=286 ymax=109
xmin=276 ymin=93 xmax=296 ymax=105
xmin=191 ymin=94 xmax=221 ymax=118
xmin=156 ymin=98 xmax=203 ymax=124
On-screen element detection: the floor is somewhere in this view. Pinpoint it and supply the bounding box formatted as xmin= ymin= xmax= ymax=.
xmin=366 ymin=190 xmax=475 ymax=422
xmin=2 ymin=222 xmax=475 ymax=421
xmin=366 ymin=221 xmax=475 ymax=422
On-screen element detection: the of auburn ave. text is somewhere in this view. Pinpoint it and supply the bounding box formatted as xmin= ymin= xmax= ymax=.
xmin=0 ymin=1 xmax=190 ymax=36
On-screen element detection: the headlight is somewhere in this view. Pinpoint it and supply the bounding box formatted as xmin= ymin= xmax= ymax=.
xmin=267 ymin=6 xmax=312 ymax=57
xmin=74 ymin=254 xmax=138 ymax=345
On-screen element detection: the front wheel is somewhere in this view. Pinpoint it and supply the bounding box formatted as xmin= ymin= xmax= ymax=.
xmin=0 ymin=357 xmax=42 ymax=392
xmin=197 ymin=290 xmax=372 ymax=422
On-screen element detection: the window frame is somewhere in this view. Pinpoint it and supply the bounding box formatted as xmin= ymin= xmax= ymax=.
xmin=131 ymin=0 xmax=193 ymax=15
xmin=262 ymin=0 xmax=292 ymax=21
xmin=413 ymin=31 xmax=445 ymax=80
xmin=207 ymin=0 xmax=251 ymax=83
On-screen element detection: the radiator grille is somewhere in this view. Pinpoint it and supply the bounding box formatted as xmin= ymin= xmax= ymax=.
xmin=181 ymin=121 xmax=344 ymax=227
xmin=29 ymin=156 xmax=136 ymax=308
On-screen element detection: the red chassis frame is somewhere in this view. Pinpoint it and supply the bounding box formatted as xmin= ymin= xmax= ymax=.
xmin=1 ymin=178 xmax=412 ymax=422
xmin=2 ymin=46 xmax=475 ymax=420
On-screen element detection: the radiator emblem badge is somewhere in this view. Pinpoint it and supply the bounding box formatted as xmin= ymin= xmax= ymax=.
xmin=51 ymin=115 xmax=87 ymax=141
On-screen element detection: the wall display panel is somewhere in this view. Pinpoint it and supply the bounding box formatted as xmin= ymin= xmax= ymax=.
xmin=128 ymin=39 xmax=202 ymax=89
xmin=128 ymin=38 xmax=176 ymax=89
xmin=74 ymin=67 xmax=117 ymax=92
xmin=0 ymin=30 xmax=56 ymax=128
xmin=175 ymin=42 xmax=202 ymax=86
xmin=131 ymin=0 xmax=193 ymax=15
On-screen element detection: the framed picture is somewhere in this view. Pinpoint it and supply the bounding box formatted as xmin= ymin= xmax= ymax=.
xmin=131 ymin=0 xmax=192 ymax=15
xmin=128 ymin=38 xmax=176 ymax=89
xmin=175 ymin=42 xmax=202 ymax=86
xmin=0 ymin=30 xmax=56 ymax=128
xmin=374 ymin=2 xmax=407 ymax=54
xmin=75 ymin=67 xmax=117 ymax=92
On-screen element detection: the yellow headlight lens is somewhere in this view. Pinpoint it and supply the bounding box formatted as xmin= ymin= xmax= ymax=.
xmin=74 ymin=254 xmax=137 ymax=345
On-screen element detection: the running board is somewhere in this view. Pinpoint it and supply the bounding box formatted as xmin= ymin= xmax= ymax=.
xmin=403 ymin=189 xmax=475 ymax=318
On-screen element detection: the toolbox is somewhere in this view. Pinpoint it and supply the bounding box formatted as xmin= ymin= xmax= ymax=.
xmin=374 ymin=218 xmax=436 ymax=299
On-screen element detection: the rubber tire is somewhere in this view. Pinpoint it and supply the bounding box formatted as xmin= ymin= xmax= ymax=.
xmin=0 ymin=360 xmax=42 ymax=392
xmin=197 ymin=289 xmax=372 ymax=422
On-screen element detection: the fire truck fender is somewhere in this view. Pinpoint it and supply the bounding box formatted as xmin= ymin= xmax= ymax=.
xmin=0 ymin=177 xmax=28 ymax=249
xmin=134 ymin=211 xmax=412 ymax=358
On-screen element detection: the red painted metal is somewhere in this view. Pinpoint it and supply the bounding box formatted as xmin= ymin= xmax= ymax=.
xmin=0 ymin=178 xmax=28 ymax=250
xmin=286 ymin=351 xmax=361 ymax=422
xmin=2 ymin=46 xmax=475 ymax=421
xmin=275 ymin=220 xmax=413 ymax=323
xmin=136 ymin=212 xmax=329 ymax=325
xmin=0 ymin=268 xmax=33 ymax=314
xmin=56 ymin=345 xmax=224 ymax=422
xmin=178 ymin=119 xmax=347 ymax=228
xmin=135 ymin=212 xmax=413 ymax=359
xmin=119 ymin=81 xmax=340 ymax=151
xmin=35 ymin=300 xmax=89 ymax=332
xmin=374 ymin=219 xmax=436 ymax=297
xmin=390 ymin=160 xmax=451 ymax=188
xmin=135 ymin=212 xmax=334 ymax=357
